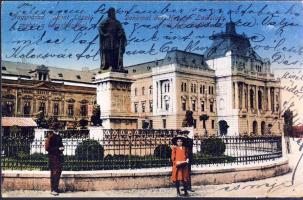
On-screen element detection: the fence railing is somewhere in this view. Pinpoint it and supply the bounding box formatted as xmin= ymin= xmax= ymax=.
xmin=1 ymin=129 xmax=282 ymax=171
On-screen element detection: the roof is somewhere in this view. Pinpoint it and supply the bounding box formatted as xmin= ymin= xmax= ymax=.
xmin=1 ymin=61 xmax=99 ymax=83
xmin=204 ymin=22 xmax=265 ymax=62
xmin=2 ymin=117 xmax=37 ymax=127
xmin=126 ymin=50 xmax=212 ymax=75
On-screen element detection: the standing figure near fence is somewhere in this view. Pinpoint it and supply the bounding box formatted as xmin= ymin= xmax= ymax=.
xmin=171 ymin=135 xmax=190 ymax=197
xmin=45 ymin=130 xmax=64 ymax=196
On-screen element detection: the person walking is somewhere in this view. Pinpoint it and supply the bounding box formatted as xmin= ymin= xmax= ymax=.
xmin=171 ymin=135 xmax=190 ymax=196
xmin=45 ymin=130 xmax=64 ymax=196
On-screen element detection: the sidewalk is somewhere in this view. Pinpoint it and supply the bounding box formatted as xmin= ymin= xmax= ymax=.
xmin=3 ymin=138 xmax=303 ymax=198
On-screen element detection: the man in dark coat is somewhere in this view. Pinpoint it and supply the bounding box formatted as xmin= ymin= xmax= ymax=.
xmin=45 ymin=130 xmax=64 ymax=196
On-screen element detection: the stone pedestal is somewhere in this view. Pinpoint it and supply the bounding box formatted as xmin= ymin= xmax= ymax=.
xmin=95 ymin=71 xmax=138 ymax=129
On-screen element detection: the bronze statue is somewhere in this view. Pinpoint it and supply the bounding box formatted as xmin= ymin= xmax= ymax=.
xmin=98 ymin=7 xmax=127 ymax=72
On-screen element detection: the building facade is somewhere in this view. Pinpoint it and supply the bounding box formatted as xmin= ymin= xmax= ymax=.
xmin=1 ymin=62 xmax=97 ymax=125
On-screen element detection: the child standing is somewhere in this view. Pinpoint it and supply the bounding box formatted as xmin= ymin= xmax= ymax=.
xmin=171 ymin=135 xmax=190 ymax=196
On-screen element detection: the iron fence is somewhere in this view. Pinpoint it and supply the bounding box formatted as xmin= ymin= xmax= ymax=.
xmin=1 ymin=129 xmax=282 ymax=171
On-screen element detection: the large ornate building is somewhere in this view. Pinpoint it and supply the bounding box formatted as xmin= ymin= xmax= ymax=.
xmin=1 ymin=61 xmax=97 ymax=125
xmin=1 ymin=21 xmax=282 ymax=136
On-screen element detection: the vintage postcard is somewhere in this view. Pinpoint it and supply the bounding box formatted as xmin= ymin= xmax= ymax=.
xmin=1 ymin=1 xmax=303 ymax=198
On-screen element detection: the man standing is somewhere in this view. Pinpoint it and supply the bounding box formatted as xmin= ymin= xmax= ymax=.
xmin=45 ymin=129 xmax=64 ymax=196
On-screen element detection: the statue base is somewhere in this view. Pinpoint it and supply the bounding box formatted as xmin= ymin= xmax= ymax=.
xmin=94 ymin=71 xmax=137 ymax=129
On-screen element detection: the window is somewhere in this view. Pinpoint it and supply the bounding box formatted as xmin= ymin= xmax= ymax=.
xmin=53 ymin=102 xmax=59 ymax=116
xmin=182 ymin=99 xmax=186 ymax=111
xmin=142 ymin=87 xmax=145 ymax=95
xmin=80 ymin=104 xmax=87 ymax=116
xmin=163 ymin=119 xmax=167 ymax=128
xmin=250 ymin=89 xmax=254 ymax=109
xmin=202 ymin=85 xmax=205 ymax=94
xmin=192 ymin=100 xmax=196 ymax=111
xmin=134 ymin=103 xmax=138 ymax=113
xmin=184 ymin=83 xmax=187 ymax=92
xmin=142 ymin=102 xmax=146 ymax=113
xmin=149 ymin=86 xmax=153 ymax=95
xmin=165 ymin=100 xmax=169 ymax=111
xmin=149 ymin=101 xmax=153 ymax=112
xmin=212 ymin=120 xmax=215 ymax=129
xmin=67 ymin=104 xmax=74 ymax=117
xmin=134 ymin=88 xmax=137 ymax=96
xmin=39 ymin=102 xmax=46 ymax=115
xmin=191 ymin=84 xmax=193 ymax=93
xmin=201 ymin=101 xmax=205 ymax=112
xmin=258 ymin=90 xmax=262 ymax=110
xmin=209 ymin=86 xmax=211 ymax=94
xmin=3 ymin=101 xmax=14 ymax=117
xmin=23 ymin=102 xmax=31 ymax=116
xmin=200 ymin=85 xmax=203 ymax=94
xmin=193 ymin=119 xmax=197 ymax=129
xmin=210 ymin=102 xmax=214 ymax=112
xmin=150 ymin=120 xmax=153 ymax=129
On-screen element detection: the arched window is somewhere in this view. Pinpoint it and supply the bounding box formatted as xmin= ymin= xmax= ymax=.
xmin=250 ymin=89 xmax=254 ymax=109
xmin=258 ymin=90 xmax=262 ymax=110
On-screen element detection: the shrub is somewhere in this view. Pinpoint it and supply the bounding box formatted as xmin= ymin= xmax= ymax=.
xmin=200 ymin=137 xmax=226 ymax=156
xmin=36 ymin=112 xmax=48 ymax=128
xmin=79 ymin=119 xmax=88 ymax=129
xmin=75 ymin=139 xmax=104 ymax=160
xmin=154 ymin=144 xmax=171 ymax=159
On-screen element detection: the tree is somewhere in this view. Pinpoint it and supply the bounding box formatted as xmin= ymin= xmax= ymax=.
xmin=35 ymin=111 xmax=48 ymax=128
xmin=48 ymin=116 xmax=62 ymax=131
xmin=219 ymin=120 xmax=229 ymax=136
xmin=79 ymin=118 xmax=88 ymax=129
xmin=200 ymin=114 xmax=209 ymax=134
xmin=91 ymin=104 xmax=102 ymax=126
xmin=182 ymin=110 xmax=194 ymax=127
xmin=283 ymin=109 xmax=293 ymax=137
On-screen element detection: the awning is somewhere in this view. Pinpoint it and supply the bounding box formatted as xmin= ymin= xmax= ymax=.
xmin=2 ymin=117 xmax=37 ymax=127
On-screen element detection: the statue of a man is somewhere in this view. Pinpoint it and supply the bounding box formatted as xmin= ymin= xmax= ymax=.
xmin=98 ymin=7 xmax=127 ymax=72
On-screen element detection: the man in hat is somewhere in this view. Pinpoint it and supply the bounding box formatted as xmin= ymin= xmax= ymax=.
xmin=45 ymin=123 xmax=64 ymax=196
xmin=182 ymin=131 xmax=194 ymax=192
xmin=171 ymin=135 xmax=190 ymax=196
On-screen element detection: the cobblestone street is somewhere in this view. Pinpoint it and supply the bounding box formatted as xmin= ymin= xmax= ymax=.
xmin=3 ymin=139 xmax=303 ymax=198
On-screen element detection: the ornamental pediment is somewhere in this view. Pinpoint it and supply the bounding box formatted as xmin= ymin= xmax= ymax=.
xmin=3 ymin=94 xmax=16 ymax=99
xmin=52 ymin=97 xmax=61 ymax=101
xmin=37 ymin=96 xmax=47 ymax=101
xmin=66 ymin=98 xmax=75 ymax=103
xmin=32 ymin=82 xmax=57 ymax=91
xmin=22 ymin=95 xmax=33 ymax=100
xmin=79 ymin=99 xmax=89 ymax=104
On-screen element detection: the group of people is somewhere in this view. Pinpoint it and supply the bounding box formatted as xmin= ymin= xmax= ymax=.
xmin=44 ymin=130 xmax=193 ymax=197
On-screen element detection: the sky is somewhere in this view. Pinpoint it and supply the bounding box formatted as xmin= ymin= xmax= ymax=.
xmin=1 ymin=1 xmax=303 ymax=70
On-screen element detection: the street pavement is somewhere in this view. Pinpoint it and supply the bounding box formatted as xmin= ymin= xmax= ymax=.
xmin=2 ymin=138 xmax=303 ymax=198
